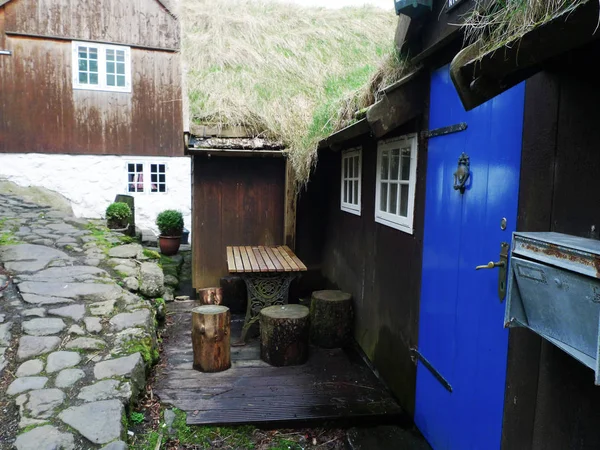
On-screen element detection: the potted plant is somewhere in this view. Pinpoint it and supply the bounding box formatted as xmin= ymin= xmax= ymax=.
xmin=105 ymin=202 xmax=131 ymax=231
xmin=156 ymin=209 xmax=184 ymax=256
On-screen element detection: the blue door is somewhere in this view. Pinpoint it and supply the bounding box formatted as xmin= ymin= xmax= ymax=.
xmin=415 ymin=65 xmax=525 ymax=450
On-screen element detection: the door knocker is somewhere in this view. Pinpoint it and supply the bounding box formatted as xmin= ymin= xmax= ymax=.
xmin=453 ymin=152 xmax=470 ymax=194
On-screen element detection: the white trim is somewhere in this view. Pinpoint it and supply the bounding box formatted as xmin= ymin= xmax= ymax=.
xmin=126 ymin=161 xmax=170 ymax=195
xmin=374 ymin=134 xmax=418 ymax=234
xmin=72 ymin=41 xmax=132 ymax=93
xmin=340 ymin=147 xmax=362 ymax=216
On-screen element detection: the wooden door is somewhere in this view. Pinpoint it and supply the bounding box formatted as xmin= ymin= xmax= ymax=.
xmin=192 ymin=155 xmax=285 ymax=289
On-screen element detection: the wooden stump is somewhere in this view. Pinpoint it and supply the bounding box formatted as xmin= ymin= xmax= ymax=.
xmin=260 ymin=304 xmax=309 ymax=367
xmin=192 ymin=305 xmax=231 ymax=372
xmin=197 ymin=287 xmax=223 ymax=305
xmin=310 ymin=290 xmax=353 ymax=348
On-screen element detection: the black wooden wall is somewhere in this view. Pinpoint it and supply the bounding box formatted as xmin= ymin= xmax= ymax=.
xmin=296 ymin=120 xmax=427 ymax=415
xmin=503 ymin=48 xmax=600 ymax=449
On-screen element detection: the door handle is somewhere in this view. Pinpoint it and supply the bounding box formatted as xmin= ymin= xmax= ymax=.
xmin=475 ymin=242 xmax=509 ymax=302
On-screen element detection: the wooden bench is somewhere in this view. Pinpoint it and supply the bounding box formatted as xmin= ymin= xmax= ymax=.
xmin=226 ymin=245 xmax=307 ymax=344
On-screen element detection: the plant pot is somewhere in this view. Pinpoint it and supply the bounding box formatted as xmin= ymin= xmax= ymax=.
xmin=159 ymin=235 xmax=181 ymax=256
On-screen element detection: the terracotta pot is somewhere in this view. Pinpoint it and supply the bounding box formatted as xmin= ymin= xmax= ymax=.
xmin=158 ymin=235 xmax=181 ymax=256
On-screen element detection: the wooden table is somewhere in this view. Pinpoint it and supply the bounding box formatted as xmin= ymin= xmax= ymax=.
xmin=226 ymin=245 xmax=307 ymax=344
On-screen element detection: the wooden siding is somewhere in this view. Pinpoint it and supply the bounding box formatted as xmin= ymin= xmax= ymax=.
xmin=0 ymin=34 xmax=183 ymax=156
xmin=3 ymin=0 xmax=179 ymax=50
xmin=295 ymin=120 xmax=426 ymax=415
xmin=192 ymin=156 xmax=285 ymax=289
xmin=503 ymin=52 xmax=600 ymax=449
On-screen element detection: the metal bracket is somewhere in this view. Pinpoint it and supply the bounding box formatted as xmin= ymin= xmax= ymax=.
xmin=0 ymin=50 xmax=11 ymax=56
xmin=498 ymin=242 xmax=509 ymax=302
xmin=422 ymin=122 xmax=467 ymax=139
xmin=411 ymin=348 xmax=453 ymax=392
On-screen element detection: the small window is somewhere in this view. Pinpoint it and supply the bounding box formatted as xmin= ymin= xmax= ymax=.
xmin=128 ymin=163 xmax=144 ymax=193
xmin=150 ymin=163 xmax=167 ymax=193
xmin=340 ymin=148 xmax=361 ymax=215
xmin=72 ymin=42 xmax=131 ymax=93
xmin=375 ymin=134 xmax=418 ymax=233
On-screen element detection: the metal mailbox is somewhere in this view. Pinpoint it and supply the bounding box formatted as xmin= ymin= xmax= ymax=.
xmin=506 ymin=232 xmax=600 ymax=384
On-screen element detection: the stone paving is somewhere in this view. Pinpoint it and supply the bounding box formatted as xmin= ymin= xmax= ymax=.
xmin=0 ymin=193 xmax=166 ymax=449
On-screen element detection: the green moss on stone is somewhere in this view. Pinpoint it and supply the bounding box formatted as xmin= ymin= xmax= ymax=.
xmin=143 ymin=249 xmax=161 ymax=260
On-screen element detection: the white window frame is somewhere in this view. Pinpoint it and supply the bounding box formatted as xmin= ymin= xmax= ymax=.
xmin=374 ymin=134 xmax=418 ymax=234
xmin=126 ymin=162 xmax=169 ymax=195
xmin=72 ymin=41 xmax=132 ymax=93
xmin=340 ymin=147 xmax=362 ymax=216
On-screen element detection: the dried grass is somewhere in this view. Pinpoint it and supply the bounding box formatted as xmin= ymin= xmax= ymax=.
xmin=178 ymin=0 xmax=397 ymax=182
xmin=462 ymin=0 xmax=587 ymax=54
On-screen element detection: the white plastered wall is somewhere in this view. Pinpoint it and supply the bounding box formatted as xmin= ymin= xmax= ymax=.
xmin=0 ymin=153 xmax=191 ymax=237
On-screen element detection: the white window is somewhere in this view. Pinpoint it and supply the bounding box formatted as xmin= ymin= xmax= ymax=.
xmin=375 ymin=134 xmax=418 ymax=233
xmin=72 ymin=41 xmax=131 ymax=93
xmin=127 ymin=162 xmax=168 ymax=194
xmin=150 ymin=163 xmax=167 ymax=193
xmin=340 ymin=148 xmax=362 ymax=215
xmin=127 ymin=163 xmax=144 ymax=193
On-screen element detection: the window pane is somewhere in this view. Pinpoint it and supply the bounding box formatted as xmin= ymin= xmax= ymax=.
xmin=353 ymin=179 xmax=358 ymax=205
xmin=107 ymin=74 xmax=115 ymax=86
xmin=89 ymin=60 xmax=98 ymax=72
xmin=117 ymin=75 xmax=125 ymax=87
xmin=128 ymin=164 xmax=134 ymax=171
xmin=353 ymin=156 xmax=359 ymax=177
xmin=107 ymin=62 xmax=115 ymax=74
xmin=89 ymin=73 xmax=98 ymax=85
xmin=159 ymin=184 xmax=166 ymax=193
xmin=79 ymin=72 xmax=88 ymax=84
xmin=106 ymin=49 xmax=115 ymax=61
xmin=349 ymin=180 xmax=354 ymax=204
xmin=390 ymin=149 xmax=400 ymax=180
xmin=116 ymin=51 xmax=125 ymax=62
xmin=401 ymin=148 xmax=411 ymax=181
xmin=151 ymin=174 xmax=157 ymax=182
xmin=343 ymin=180 xmax=348 ymax=203
xmin=159 ymin=165 xmax=165 ymax=173
xmin=380 ymin=183 xmax=388 ymax=212
xmin=89 ymin=48 xmax=97 ymax=59
xmin=136 ymin=164 xmax=143 ymax=172
xmin=117 ymin=63 xmax=125 ymax=75
xmin=344 ymin=158 xmax=349 ymax=179
xmin=79 ymin=59 xmax=88 ymax=71
xmin=390 ymin=183 xmax=398 ymax=215
xmin=400 ymin=184 xmax=409 ymax=217
xmin=159 ymin=174 xmax=165 ymax=183
xmin=381 ymin=150 xmax=389 ymax=180
xmin=79 ymin=49 xmax=87 ymax=59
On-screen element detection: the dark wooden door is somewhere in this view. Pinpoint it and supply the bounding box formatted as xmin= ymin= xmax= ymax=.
xmin=192 ymin=155 xmax=285 ymax=289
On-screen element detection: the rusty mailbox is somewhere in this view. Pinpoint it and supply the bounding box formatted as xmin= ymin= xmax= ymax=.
xmin=506 ymin=232 xmax=600 ymax=384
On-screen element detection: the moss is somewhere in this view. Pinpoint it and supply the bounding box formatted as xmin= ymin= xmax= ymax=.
xmin=0 ymin=231 xmax=19 ymax=246
xmin=154 ymin=297 xmax=165 ymax=307
xmin=119 ymin=336 xmax=158 ymax=365
xmin=170 ymin=408 xmax=256 ymax=449
xmin=18 ymin=423 xmax=47 ymax=434
xmin=143 ymin=249 xmax=161 ymax=260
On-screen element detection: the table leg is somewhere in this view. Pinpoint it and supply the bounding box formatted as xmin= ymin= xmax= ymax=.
xmin=234 ymin=272 xmax=297 ymax=345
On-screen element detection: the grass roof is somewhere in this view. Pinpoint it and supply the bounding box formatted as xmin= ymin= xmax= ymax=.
xmin=180 ymin=0 xmax=399 ymax=183
xmin=462 ymin=0 xmax=588 ymax=55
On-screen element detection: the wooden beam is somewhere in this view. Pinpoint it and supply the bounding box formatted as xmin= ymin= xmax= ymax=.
xmin=189 ymin=123 xmax=254 ymax=138
xmin=186 ymin=148 xmax=286 ymax=158
xmin=366 ymin=72 xmax=425 ymax=138
xmin=318 ymin=119 xmax=370 ymax=151
xmin=283 ymin=159 xmax=297 ymax=250
xmin=450 ymin=1 xmax=600 ymax=111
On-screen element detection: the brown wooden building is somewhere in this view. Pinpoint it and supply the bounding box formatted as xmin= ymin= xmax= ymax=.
xmin=0 ymin=0 xmax=187 ymax=232
xmin=297 ymin=1 xmax=600 ymax=449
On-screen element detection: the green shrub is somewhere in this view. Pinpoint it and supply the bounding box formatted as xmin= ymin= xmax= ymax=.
xmin=156 ymin=210 xmax=184 ymax=236
xmin=105 ymin=202 xmax=131 ymax=229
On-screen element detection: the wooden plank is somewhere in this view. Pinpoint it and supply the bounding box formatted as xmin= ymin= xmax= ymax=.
xmin=232 ymin=247 xmax=244 ymax=272
xmin=226 ymin=246 xmax=236 ymax=272
xmin=252 ymin=247 xmax=269 ymax=272
xmin=258 ymin=246 xmax=278 ymax=272
xmin=281 ymin=245 xmax=307 ymax=271
xmin=245 ymin=246 xmax=260 ymax=272
xmin=267 ymin=247 xmax=292 ymax=272
xmin=238 ymin=246 xmax=252 ymax=273
xmin=277 ymin=246 xmax=300 ymax=271
xmin=283 ymin=159 xmax=297 ymax=249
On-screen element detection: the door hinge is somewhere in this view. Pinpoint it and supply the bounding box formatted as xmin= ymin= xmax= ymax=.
xmin=422 ymin=122 xmax=467 ymax=139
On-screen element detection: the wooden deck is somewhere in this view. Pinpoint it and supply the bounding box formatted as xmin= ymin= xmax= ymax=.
xmin=155 ymin=301 xmax=403 ymax=426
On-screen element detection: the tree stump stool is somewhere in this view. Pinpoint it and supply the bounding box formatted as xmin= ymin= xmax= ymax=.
xmin=260 ymin=304 xmax=309 ymax=367
xmin=192 ymin=305 xmax=231 ymax=372
xmin=310 ymin=290 xmax=353 ymax=348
